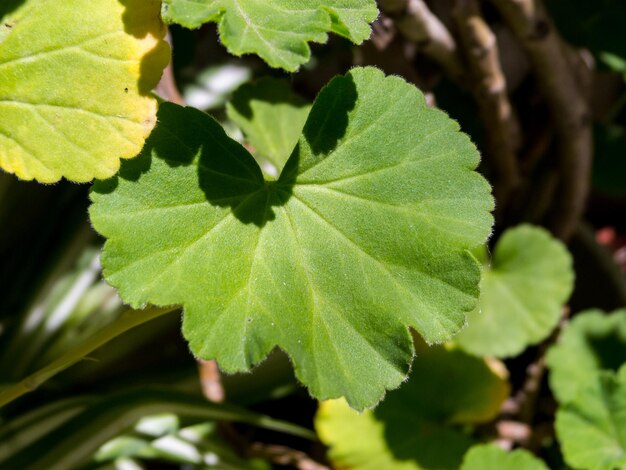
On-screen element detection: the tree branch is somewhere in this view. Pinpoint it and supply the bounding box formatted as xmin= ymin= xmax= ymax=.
xmin=488 ymin=0 xmax=592 ymax=240
xmin=379 ymin=0 xmax=465 ymax=81
xmin=453 ymin=0 xmax=521 ymax=215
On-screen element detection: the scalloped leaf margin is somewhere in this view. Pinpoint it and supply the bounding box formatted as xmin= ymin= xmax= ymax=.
xmin=90 ymin=67 xmax=494 ymax=410
xmin=161 ymin=0 xmax=378 ymax=71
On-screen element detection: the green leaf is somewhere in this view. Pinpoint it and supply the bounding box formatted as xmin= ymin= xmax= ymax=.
xmin=455 ymin=225 xmax=574 ymax=358
xmin=555 ymin=366 xmax=626 ymax=470
xmin=161 ymin=0 xmax=378 ymax=71
xmin=546 ymin=309 xmax=626 ymax=404
xmin=392 ymin=341 xmax=510 ymax=425
xmin=0 ymin=0 xmax=170 ymax=183
xmin=315 ymin=344 xmax=509 ymax=470
xmin=227 ymin=78 xmax=311 ymax=173
xmin=90 ymin=67 xmax=494 ymax=409
xmin=460 ymin=444 xmax=549 ymax=470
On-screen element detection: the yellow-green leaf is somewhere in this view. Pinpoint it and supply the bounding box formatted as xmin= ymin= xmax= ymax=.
xmin=315 ymin=343 xmax=509 ymax=470
xmin=0 ymin=0 xmax=170 ymax=183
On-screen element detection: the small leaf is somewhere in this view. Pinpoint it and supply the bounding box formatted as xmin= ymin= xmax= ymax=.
xmin=0 ymin=0 xmax=169 ymax=183
xmin=90 ymin=67 xmax=494 ymax=409
xmin=227 ymin=78 xmax=311 ymax=173
xmin=455 ymin=225 xmax=574 ymax=358
xmin=315 ymin=344 xmax=509 ymax=470
xmin=546 ymin=309 xmax=626 ymax=404
xmin=555 ymin=366 xmax=626 ymax=470
xmin=161 ymin=0 xmax=378 ymax=71
xmin=460 ymin=444 xmax=549 ymax=470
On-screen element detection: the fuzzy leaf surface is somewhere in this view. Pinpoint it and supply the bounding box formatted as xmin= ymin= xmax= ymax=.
xmin=0 ymin=0 xmax=169 ymax=183
xmin=556 ymin=366 xmax=626 ymax=470
xmin=227 ymin=78 xmax=311 ymax=172
xmin=315 ymin=344 xmax=509 ymax=470
xmin=455 ymin=225 xmax=573 ymax=358
xmin=90 ymin=67 xmax=494 ymax=409
xmin=161 ymin=0 xmax=378 ymax=71
xmin=460 ymin=445 xmax=548 ymax=470
xmin=546 ymin=309 xmax=626 ymax=404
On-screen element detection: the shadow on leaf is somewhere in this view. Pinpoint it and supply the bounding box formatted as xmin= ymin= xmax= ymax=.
xmin=120 ymin=0 xmax=171 ymax=95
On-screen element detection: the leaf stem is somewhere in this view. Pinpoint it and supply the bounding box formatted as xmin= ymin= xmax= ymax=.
xmin=0 ymin=306 xmax=179 ymax=409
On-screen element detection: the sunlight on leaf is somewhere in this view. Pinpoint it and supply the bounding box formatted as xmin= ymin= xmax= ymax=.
xmin=161 ymin=0 xmax=378 ymax=71
xmin=455 ymin=225 xmax=574 ymax=358
xmin=546 ymin=309 xmax=626 ymax=404
xmin=460 ymin=444 xmax=548 ymax=470
xmin=90 ymin=67 xmax=494 ymax=409
xmin=0 ymin=0 xmax=169 ymax=183
xmin=556 ymin=365 xmax=626 ymax=470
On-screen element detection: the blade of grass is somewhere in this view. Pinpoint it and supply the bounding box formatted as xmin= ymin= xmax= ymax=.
xmin=0 ymin=306 xmax=179 ymax=408
xmin=2 ymin=389 xmax=316 ymax=469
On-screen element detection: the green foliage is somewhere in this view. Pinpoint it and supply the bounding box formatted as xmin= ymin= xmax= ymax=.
xmin=460 ymin=444 xmax=549 ymax=470
xmin=0 ymin=389 xmax=312 ymax=469
xmin=90 ymin=67 xmax=494 ymax=409
xmin=4 ymin=2 xmax=623 ymax=468
xmin=227 ymin=78 xmax=311 ymax=173
xmin=555 ymin=366 xmax=626 ymax=470
xmin=546 ymin=309 xmax=626 ymax=404
xmin=0 ymin=0 xmax=169 ymax=182
xmin=315 ymin=343 xmax=509 ymax=470
xmin=161 ymin=0 xmax=378 ymax=71
xmin=455 ymin=225 xmax=574 ymax=358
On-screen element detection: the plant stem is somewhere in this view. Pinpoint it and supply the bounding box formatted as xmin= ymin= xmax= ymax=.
xmin=0 ymin=306 xmax=179 ymax=409
xmin=453 ymin=0 xmax=521 ymax=217
xmin=379 ymin=0 xmax=465 ymax=82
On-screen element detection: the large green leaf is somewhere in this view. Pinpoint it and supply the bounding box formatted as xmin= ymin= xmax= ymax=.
xmin=455 ymin=225 xmax=574 ymax=358
xmin=555 ymin=366 xmax=626 ymax=470
xmin=227 ymin=78 xmax=311 ymax=173
xmin=315 ymin=344 xmax=509 ymax=470
xmin=460 ymin=444 xmax=548 ymax=470
xmin=0 ymin=0 xmax=170 ymax=183
xmin=546 ymin=309 xmax=626 ymax=404
xmin=161 ymin=0 xmax=378 ymax=71
xmin=90 ymin=67 xmax=494 ymax=409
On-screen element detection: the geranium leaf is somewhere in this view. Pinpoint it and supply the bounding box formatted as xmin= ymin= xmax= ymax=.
xmin=315 ymin=344 xmax=509 ymax=470
xmin=227 ymin=78 xmax=311 ymax=174
xmin=460 ymin=444 xmax=549 ymax=470
xmin=0 ymin=0 xmax=169 ymax=183
xmin=90 ymin=67 xmax=494 ymax=409
xmin=555 ymin=366 xmax=626 ymax=470
xmin=161 ymin=0 xmax=378 ymax=71
xmin=455 ymin=225 xmax=574 ymax=358
xmin=546 ymin=309 xmax=626 ymax=404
